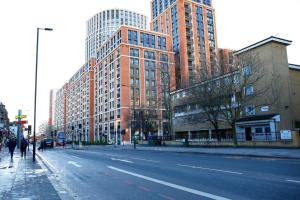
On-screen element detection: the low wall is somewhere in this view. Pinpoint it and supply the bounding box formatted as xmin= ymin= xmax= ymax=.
xmin=141 ymin=131 xmax=300 ymax=148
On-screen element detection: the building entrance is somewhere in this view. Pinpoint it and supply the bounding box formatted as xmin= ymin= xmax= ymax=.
xmin=245 ymin=127 xmax=252 ymax=141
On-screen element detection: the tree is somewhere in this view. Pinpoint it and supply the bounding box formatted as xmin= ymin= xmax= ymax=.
xmin=159 ymin=61 xmax=176 ymax=139
xmin=173 ymin=52 xmax=280 ymax=144
xmin=134 ymin=109 xmax=156 ymax=140
xmin=219 ymin=53 xmax=280 ymax=145
xmin=181 ymin=68 xmax=225 ymax=141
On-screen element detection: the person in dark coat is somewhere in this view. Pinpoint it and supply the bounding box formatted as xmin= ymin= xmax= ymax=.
xmin=38 ymin=140 xmax=44 ymax=151
xmin=20 ymin=137 xmax=28 ymax=158
xmin=7 ymin=136 xmax=17 ymax=161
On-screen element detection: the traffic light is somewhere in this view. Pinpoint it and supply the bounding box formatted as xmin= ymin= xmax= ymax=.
xmin=28 ymin=125 xmax=32 ymax=134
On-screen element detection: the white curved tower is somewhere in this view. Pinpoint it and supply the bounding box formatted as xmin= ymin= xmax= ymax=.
xmin=85 ymin=9 xmax=148 ymax=61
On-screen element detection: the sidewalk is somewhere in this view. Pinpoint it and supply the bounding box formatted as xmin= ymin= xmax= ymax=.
xmin=0 ymin=147 xmax=61 ymax=200
xmin=85 ymin=144 xmax=300 ymax=159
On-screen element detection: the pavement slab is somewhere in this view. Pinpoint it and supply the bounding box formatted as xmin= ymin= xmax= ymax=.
xmin=0 ymin=148 xmax=61 ymax=200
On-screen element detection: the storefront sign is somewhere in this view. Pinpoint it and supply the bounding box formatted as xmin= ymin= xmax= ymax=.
xmin=280 ymin=130 xmax=292 ymax=140
xmin=260 ymin=106 xmax=269 ymax=112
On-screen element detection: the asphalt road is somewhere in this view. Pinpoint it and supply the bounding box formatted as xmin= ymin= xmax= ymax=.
xmin=37 ymin=146 xmax=300 ymax=200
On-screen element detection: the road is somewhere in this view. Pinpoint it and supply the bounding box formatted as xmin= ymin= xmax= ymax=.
xmin=37 ymin=146 xmax=300 ymax=200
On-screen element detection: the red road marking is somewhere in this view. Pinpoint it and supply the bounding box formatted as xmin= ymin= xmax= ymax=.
xmin=138 ymin=185 xmax=150 ymax=192
xmin=158 ymin=193 xmax=175 ymax=200
xmin=124 ymin=180 xmax=134 ymax=185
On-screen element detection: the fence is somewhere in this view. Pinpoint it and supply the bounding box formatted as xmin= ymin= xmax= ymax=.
xmin=146 ymin=132 xmax=293 ymax=143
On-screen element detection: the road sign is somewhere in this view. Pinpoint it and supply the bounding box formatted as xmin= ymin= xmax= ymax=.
xmin=15 ymin=115 xmax=27 ymax=119
xmin=16 ymin=120 xmax=28 ymax=125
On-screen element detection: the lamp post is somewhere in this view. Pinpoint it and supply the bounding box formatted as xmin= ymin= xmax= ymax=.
xmin=121 ymin=84 xmax=137 ymax=150
xmin=33 ymin=27 xmax=53 ymax=162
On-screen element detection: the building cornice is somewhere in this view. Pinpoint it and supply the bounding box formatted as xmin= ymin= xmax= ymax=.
xmin=289 ymin=63 xmax=300 ymax=70
xmin=234 ymin=36 xmax=292 ymax=56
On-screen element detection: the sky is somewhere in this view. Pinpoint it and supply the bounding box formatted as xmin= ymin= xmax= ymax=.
xmin=0 ymin=0 xmax=299 ymax=131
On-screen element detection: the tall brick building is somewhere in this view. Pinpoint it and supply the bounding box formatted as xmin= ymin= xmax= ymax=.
xmin=94 ymin=25 xmax=174 ymax=143
xmin=52 ymin=0 xmax=242 ymax=143
xmin=54 ymin=84 xmax=68 ymax=134
xmin=66 ymin=58 xmax=96 ymax=142
xmin=150 ymin=0 xmax=218 ymax=88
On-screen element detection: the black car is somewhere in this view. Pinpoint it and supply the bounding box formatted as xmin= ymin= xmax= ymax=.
xmin=43 ymin=138 xmax=54 ymax=148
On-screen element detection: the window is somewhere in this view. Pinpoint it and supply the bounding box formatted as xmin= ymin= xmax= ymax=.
xmin=160 ymin=53 xmax=168 ymax=62
xmin=242 ymin=65 xmax=252 ymax=76
xmin=265 ymin=127 xmax=271 ymax=133
xmin=158 ymin=36 xmax=166 ymax=50
xmin=245 ymin=105 xmax=255 ymax=116
xmin=128 ymin=30 xmax=138 ymax=45
xmin=255 ymin=128 xmax=263 ymax=134
xmin=245 ymin=84 xmax=254 ymax=96
xmin=130 ymin=48 xmax=139 ymax=57
xmin=144 ymin=51 xmax=156 ymax=60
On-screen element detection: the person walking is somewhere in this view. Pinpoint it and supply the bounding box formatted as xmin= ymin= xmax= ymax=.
xmin=38 ymin=140 xmax=44 ymax=151
xmin=7 ymin=135 xmax=17 ymax=161
xmin=20 ymin=137 xmax=28 ymax=158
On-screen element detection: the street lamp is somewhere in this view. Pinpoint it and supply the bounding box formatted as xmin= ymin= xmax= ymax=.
xmin=121 ymin=84 xmax=137 ymax=150
xmin=33 ymin=27 xmax=53 ymax=162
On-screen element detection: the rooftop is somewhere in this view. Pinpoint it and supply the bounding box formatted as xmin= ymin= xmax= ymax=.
xmin=234 ymin=36 xmax=292 ymax=55
xmin=288 ymin=63 xmax=300 ymax=70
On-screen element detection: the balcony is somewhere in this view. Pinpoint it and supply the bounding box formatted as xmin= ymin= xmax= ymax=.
xmin=185 ymin=22 xmax=193 ymax=27
xmin=186 ymin=30 xmax=193 ymax=37
xmin=184 ymin=8 xmax=192 ymax=14
xmin=185 ymin=15 xmax=192 ymax=20
xmin=186 ymin=39 xmax=193 ymax=45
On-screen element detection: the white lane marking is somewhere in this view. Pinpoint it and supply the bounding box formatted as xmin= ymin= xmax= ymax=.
xmin=177 ymin=164 xmax=243 ymax=175
xmin=129 ymin=157 xmax=160 ymax=163
xmin=108 ymin=166 xmax=230 ymax=200
xmin=105 ymin=153 xmax=122 ymax=157
xmin=36 ymin=152 xmax=57 ymax=172
xmin=110 ymin=158 xmax=133 ymax=163
xmin=286 ymin=179 xmax=300 ymax=184
xmin=67 ymin=161 xmax=82 ymax=168
xmin=71 ymin=155 xmax=81 ymax=159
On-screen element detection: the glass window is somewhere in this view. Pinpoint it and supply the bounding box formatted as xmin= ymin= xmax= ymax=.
xmin=242 ymin=65 xmax=252 ymax=76
xmin=128 ymin=30 xmax=138 ymax=45
xmin=245 ymin=85 xmax=254 ymax=96
xmin=245 ymin=105 xmax=255 ymax=116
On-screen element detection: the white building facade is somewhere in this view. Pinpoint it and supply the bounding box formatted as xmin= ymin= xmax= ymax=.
xmin=85 ymin=9 xmax=148 ymax=61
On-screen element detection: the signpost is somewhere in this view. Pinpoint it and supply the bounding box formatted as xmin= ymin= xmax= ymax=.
xmin=15 ymin=110 xmax=28 ymax=148
xmin=15 ymin=115 xmax=27 ymax=119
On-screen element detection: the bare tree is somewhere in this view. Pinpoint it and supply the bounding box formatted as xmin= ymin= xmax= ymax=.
xmin=159 ymin=61 xmax=176 ymax=139
xmin=181 ymin=69 xmax=225 ymax=141
xmin=134 ymin=109 xmax=157 ymax=140
xmin=219 ymin=53 xmax=280 ymax=145
xmin=173 ymin=52 xmax=280 ymax=144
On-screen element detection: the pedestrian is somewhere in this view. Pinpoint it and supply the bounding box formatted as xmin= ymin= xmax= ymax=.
xmin=38 ymin=140 xmax=44 ymax=151
xmin=7 ymin=135 xmax=17 ymax=161
xmin=20 ymin=137 xmax=28 ymax=158
xmin=62 ymin=140 xmax=65 ymax=148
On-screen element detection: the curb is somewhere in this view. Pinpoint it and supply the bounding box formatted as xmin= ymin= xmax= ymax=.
xmin=110 ymin=146 xmax=300 ymax=160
